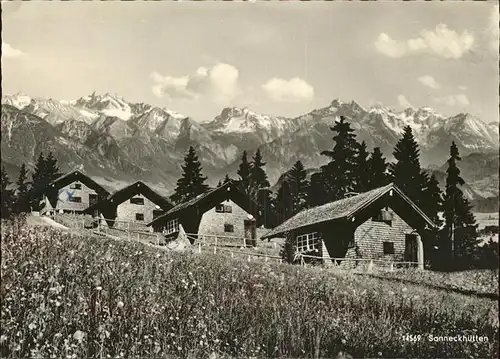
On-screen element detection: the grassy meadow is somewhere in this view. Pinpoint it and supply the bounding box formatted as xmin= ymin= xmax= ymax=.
xmin=1 ymin=220 xmax=499 ymax=358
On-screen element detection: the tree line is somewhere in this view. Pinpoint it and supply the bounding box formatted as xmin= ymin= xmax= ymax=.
xmin=1 ymin=152 xmax=62 ymax=219
xmin=169 ymin=116 xmax=498 ymax=270
xmin=1 ymin=117 xmax=497 ymax=270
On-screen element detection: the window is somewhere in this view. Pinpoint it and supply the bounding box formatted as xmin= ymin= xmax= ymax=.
xmin=215 ymin=204 xmax=224 ymax=213
xmin=383 ymin=241 xmax=395 ymax=255
xmin=130 ymin=197 xmax=144 ymax=205
xmin=216 ymin=204 xmax=232 ymax=213
xmin=296 ymin=232 xmax=320 ymax=253
xmin=135 ymin=213 xmax=144 ymax=221
xmin=164 ymin=218 xmax=179 ymax=235
xmin=372 ymin=209 xmax=393 ymax=225
xmin=89 ymin=194 xmax=98 ymax=206
xmin=70 ymin=183 xmax=82 ymax=190
xmin=70 ymin=196 xmax=82 ymax=203
xmin=224 ymin=223 xmax=234 ymax=232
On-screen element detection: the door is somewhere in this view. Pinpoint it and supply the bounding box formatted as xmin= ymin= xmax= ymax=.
xmin=244 ymin=218 xmax=257 ymax=246
xmin=404 ymin=234 xmax=418 ymax=262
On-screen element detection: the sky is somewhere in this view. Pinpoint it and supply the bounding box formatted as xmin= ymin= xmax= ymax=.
xmin=2 ymin=1 xmax=499 ymax=124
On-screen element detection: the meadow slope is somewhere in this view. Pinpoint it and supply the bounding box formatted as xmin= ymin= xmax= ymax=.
xmin=1 ymin=221 xmax=498 ymax=358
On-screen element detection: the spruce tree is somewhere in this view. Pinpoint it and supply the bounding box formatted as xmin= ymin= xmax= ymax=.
xmin=14 ymin=163 xmax=30 ymax=214
xmin=249 ymin=149 xmax=272 ymax=227
xmin=354 ymin=141 xmax=370 ymax=193
xmin=288 ymin=160 xmax=309 ymax=213
xmin=275 ymin=180 xmax=293 ymax=224
xmin=320 ymin=116 xmax=359 ymax=201
xmin=223 ymin=174 xmax=231 ymax=184
xmin=236 ymin=150 xmax=252 ymax=194
xmin=217 ymin=180 xmax=222 ymax=187
xmin=44 ymin=152 xmax=63 ymax=182
xmin=29 ymin=152 xmax=63 ymax=210
xmin=367 ymin=147 xmax=389 ymax=189
xmin=1 ymin=167 xmax=14 ymax=218
xmin=442 ymin=142 xmax=479 ymax=269
xmin=308 ymin=172 xmax=327 ymax=207
xmin=170 ymin=146 xmax=210 ymax=204
xmin=421 ymin=173 xmax=443 ymax=227
xmin=389 ymin=126 xmax=426 ymax=204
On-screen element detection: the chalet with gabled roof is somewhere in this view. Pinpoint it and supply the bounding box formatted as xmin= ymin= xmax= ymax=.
xmin=261 ymin=183 xmax=437 ymax=269
xmin=41 ymin=170 xmax=110 ymax=215
xmin=84 ymin=181 xmax=173 ymax=230
xmin=147 ymin=180 xmax=275 ymax=243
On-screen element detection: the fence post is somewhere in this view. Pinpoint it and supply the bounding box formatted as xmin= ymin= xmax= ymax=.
xmin=198 ymin=243 xmax=201 ymax=254
xmin=247 ymin=255 xmax=251 ymax=262
xmin=243 ymin=237 xmax=246 ymax=248
xmin=389 ymin=262 xmax=394 ymax=272
xmin=231 ymin=252 xmax=234 ymax=258
xmin=127 ymin=222 xmax=130 ymax=241
xmin=367 ymin=260 xmax=374 ymax=273
xmin=213 ymin=246 xmax=217 ymax=254
xmin=215 ymin=236 xmax=218 ymax=247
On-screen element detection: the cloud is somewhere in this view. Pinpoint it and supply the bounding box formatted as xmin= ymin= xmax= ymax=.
xmin=375 ymin=24 xmax=474 ymax=59
xmin=2 ymin=42 xmax=24 ymax=58
xmin=150 ymin=63 xmax=239 ymax=104
xmin=418 ymin=75 xmax=441 ymax=90
xmin=262 ymin=77 xmax=314 ymax=103
xmin=397 ymin=95 xmax=413 ymax=108
xmin=434 ymin=94 xmax=470 ymax=107
xmin=458 ymin=85 xmax=468 ymax=91
xmin=487 ymin=4 xmax=499 ymax=52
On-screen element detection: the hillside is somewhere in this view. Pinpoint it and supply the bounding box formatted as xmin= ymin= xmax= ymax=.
xmin=1 ymin=222 xmax=498 ymax=358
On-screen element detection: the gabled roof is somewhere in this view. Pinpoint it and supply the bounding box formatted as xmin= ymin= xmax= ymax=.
xmin=84 ymin=181 xmax=173 ymax=213
xmin=46 ymin=170 xmax=110 ymax=197
xmin=147 ymin=180 xmax=262 ymax=227
xmin=261 ymin=183 xmax=436 ymax=239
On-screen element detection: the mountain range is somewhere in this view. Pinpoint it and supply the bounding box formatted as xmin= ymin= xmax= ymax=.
xmin=1 ymin=92 xmax=498 ymax=208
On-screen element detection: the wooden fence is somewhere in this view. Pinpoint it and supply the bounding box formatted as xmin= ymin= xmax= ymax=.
xmin=46 ymin=213 xmax=419 ymax=272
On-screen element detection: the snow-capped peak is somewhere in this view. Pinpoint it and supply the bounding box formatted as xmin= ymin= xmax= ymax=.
xmin=1 ymin=93 xmax=32 ymax=110
xmin=76 ymin=91 xmax=133 ymax=121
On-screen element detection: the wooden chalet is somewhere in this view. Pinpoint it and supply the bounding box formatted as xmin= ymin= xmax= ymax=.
xmin=84 ymin=181 xmax=173 ymax=230
xmin=261 ymin=183 xmax=437 ymax=269
xmin=147 ymin=180 xmax=274 ymax=244
xmin=41 ymin=170 xmax=110 ymax=215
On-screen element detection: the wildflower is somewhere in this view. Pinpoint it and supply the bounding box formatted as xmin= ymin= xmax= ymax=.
xmin=28 ymin=323 xmax=37 ymax=330
xmin=73 ymin=330 xmax=85 ymax=343
xmin=96 ymin=286 xmax=102 ymax=291
xmin=117 ymin=301 xmax=124 ymax=308
xmin=0 ymin=335 xmax=7 ymax=344
xmin=402 ymin=287 xmax=408 ymax=292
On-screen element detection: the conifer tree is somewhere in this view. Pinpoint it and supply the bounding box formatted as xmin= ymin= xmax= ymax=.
xmin=367 ymin=147 xmax=389 ymax=189
xmin=275 ymin=180 xmax=293 ymax=224
xmin=236 ymin=150 xmax=252 ymax=194
xmin=29 ymin=152 xmax=63 ymax=210
xmin=223 ymin=174 xmax=231 ymax=184
xmin=320 ymin=116 xmax=359 ymax=201
xmin=1 ymin=167 xmax=14 ymax=218
xmin=170 ymin=146 xmax=210 ymax=204
xmin=308 ymin=172 xmax=327 ymax=207
xmin=217 ymin=180 xmax=222 ymax=187
xmin=14 ymin=163 xmax=30 ymax=214
xmin=442 ymin=142 xmax=479 ymax=269
xmin=354 ymin=141 xmax=370 ymax=193
xmin=389 ymin=126 xmax=426 ymax=204
xmin=249 ymin=149 xmax=270 ymax=195
xmin=421 ymin=173 xmax=443 ymax=228
xmin=249 ymin=149 xmax=273 ymax=226
xmin=288 ymin=160 xmax=309 ymax=213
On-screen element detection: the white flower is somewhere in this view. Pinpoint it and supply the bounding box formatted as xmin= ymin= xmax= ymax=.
xmin=73 ymin=330 xmax=85 ymax=343
xmin=96 ymin=286 xmax=102 ymax=291
xmin=117 ymin=301 xmax=124 ymax=308
xmin=28 ymin=323 xmax=36 ymax=330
